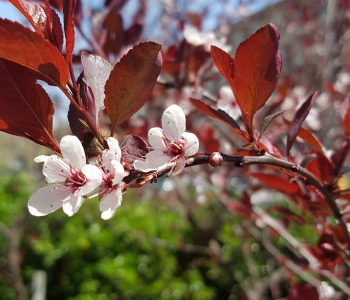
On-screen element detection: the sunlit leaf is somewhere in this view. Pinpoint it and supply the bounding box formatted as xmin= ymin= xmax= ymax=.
xmin=63 ymin=0 xmax=77 ymax=63
xmin=9 ymin=0 xmax=64 ymax=51
xmin=211 ymin=24 xmax=282 ymax=137
xmin=8 ymin=0 xmax=46 ymax=38
xmin=0 ymin=19 xmax=68 ymax=87
xmin=81 ymin=51 xmax=113 ymax=125
xmin=105 ymin=42 xmax=162 ymax=133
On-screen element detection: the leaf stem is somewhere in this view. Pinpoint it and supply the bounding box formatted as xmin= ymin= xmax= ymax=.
xmin=69 ymin=60 xmax=78 ymax=90
xmin=59 ymin=85 xmax=102 ymax=143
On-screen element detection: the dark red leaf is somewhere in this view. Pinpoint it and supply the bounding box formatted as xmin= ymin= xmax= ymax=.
xmin=35 ymin=0 xmax=62 ymax=11
xmin=211 ymin=24 xmax=282 ymax=137
xmin=283 ymin=116 xmax=332 ymax=165
xmin=0 ymin=58 xmax=60 ymax=154
xmin=47 ymin=5 xmax=64 ymax=52
xmin=63 ymin=0 xmax=77 ymax=63
xmin=124 ymin=23 xmax=143 ymax=46
xmin=340 ymin=93 xmax=350 ymax=138
xmin=68 ymin=73 xmax=87 ymax=140
xmin=0 ymin=19 xmax=69 ymax=87
xmin=287 ymin=283 xmax=319 ymax=300
xmin=74 ymin=0 xmax=83 ymax=29
xmin=121 ymin=135 xmax=149 ymax=163
xmin=103 ymin=13 xmax=124 ymax=55
xmin=331 ymin=141 xmax=350 ymax=176
xmin=286 ymin=92 xmax=317 ymax=158
xmin=106 ymin=0 xmax=128 ymax=11
xmin=105 ymin=42 xmax=162 ymax=133
xmin=189 ymin=98 xmax=249 ymax=142
xmin=249 ymin=172 xmax=300 ymax=193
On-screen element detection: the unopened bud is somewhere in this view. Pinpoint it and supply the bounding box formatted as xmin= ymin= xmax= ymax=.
xmin=209 ymin=152 xmax=223 ymax=167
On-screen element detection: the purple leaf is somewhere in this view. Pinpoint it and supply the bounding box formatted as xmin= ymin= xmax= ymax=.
xmin=121 ymin=135 xmax=149 ymax=163
xmin=286 ymin=92 xmax=317 ymax=158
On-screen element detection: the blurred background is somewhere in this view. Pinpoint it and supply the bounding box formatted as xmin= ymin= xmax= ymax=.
xmin=1 ymin=0 xmax=350 ymax=299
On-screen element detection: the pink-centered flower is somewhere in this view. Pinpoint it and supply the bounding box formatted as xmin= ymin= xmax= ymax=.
xmin=98 ymin=137 xmax=125 ymax=220
xmin=134 ymin=104 xmax=199 ymax=175
xmin=28 ymin=136 xmax=102 ymax=217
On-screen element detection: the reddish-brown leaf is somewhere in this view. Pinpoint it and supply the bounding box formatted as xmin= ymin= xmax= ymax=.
xmin=42 ymin=2 xmax=64 ymax=51
xmin=249 ymin=172 xmax=300 ymax=193
xmin=120 ymin=135 xmax=149 ymax=163
xmin=0 ymin=59 xmax=60 ymax=154
xmin=286 ymin=92 xmax=317 ymax=158
xmin=341 ymin=93 xmax=350 ymax=138
xmin=287 ymin=283 xmax=319 ymax=300
xmin=103 ymin=13 xmax=124 ymax=55
xmin=35 ymin=0 xmax=62 ymax=11
xmin=8 ymin=0 xmax=46 ymax=38
xmin=190 ymin=98 xmax=249 ymax=142
xmin=63 ymin=0 xmax=77 ymax=63
xmin=9 ymin=0 xmax=63 ymax=51
xmin=211 ymin=24 xmax=282 ymax=136
xmin=105 ymin=42 xmax=162 ymax=133
xmin=283 ymin=117 xmax=332 ymax=165
xmin=124 ymin=23 xmax=142 ymax=46
xmin=68 ymin=74 xmax=87 ymax=140
xmin=0 ymin=19 xmax=69 ymax=87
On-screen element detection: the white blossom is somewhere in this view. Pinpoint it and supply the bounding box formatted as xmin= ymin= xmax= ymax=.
xmin=134 ymin=104 xmax=199 ymax=175
xmin=28 ymin=136 xmax=102 ymax=217
xmin=98 ymin=137 xmax=125 ymax=220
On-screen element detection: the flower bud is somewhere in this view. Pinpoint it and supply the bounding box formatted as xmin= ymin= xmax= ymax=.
xmin=209 ymin=152 xmax=223 ymax=167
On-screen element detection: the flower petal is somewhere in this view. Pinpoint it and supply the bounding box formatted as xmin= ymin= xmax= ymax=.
xmin=110 ymin=160 xmax=125 ymax=185
xmin=102 ymin=150 xmax=115 ymax=171
xmin=100 ymin=188 xmax=122 ymax=220
xmin=60 ymin=135 xmax=86 ymax=170
xmin=133 ymin=151 xmax=170 ymax=172
xmin=162 ymin=105 xmax=186 ymax=142
xmin=80 ymin=165 xmax=102 ymax=195
xmin=44 ymin=156 xmax=72 ymax=181
xmin=34 ymin=155 xmax=49 ymax=163
xmin=181 ymin=132 xmax=199 ymax=156
xmin=107 ymin=137 xmax=121 ymax=162
xmin=148 ymin=127 xmax=167 ymax=150
xmin=62 ymin=195 xmax=84 ymax=217
xmin=28 ymin=184 xmax=64 ymax=216
xmin=172 ymin=156 xmax=187 ymax=176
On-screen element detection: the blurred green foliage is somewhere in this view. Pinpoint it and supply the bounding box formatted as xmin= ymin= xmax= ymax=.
xmin=0 ymin=167 xmax=317 ymax=299
xmin=0 ymin=168 xmax=248 ymax=300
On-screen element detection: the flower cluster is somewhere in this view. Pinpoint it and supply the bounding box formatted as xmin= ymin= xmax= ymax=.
xmin=28 ymin=135 xmax=125 ymax=220
xmin=28 ymin=105 xmax=199 ymax=219
xmin=134 ymin=104 xmax=199 ymax=175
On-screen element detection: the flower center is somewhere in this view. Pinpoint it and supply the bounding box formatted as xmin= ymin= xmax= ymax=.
xmin=65 ymin=168 xmax=87 ymax=189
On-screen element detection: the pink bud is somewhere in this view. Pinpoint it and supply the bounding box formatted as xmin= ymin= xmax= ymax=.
xmin=209 ymin=152 xmax=223 ymax=167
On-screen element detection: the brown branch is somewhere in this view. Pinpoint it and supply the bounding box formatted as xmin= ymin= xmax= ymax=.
xmin=125 ymin=152 xmax=350 ymax=255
